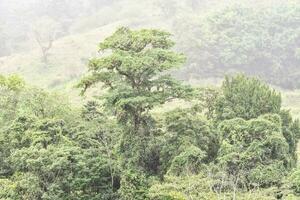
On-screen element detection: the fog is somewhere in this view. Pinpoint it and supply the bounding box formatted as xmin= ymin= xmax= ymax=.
xmin=0 ymin=0 xmax=253 ymax=56
xmin=0 ymin=0 xmax=299 ymax=88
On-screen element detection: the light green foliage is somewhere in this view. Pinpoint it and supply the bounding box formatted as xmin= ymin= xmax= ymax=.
xmin=289 ymin=168 xmax=300 ymax=195
xmin=0 ymin=74 xmax=25 ymax=91
xmin=17 ymin=88 xmax=74 ymax=121
xmin=148 ymin=174 xmax=217 ymax=200
xmin=0 ymin=75 xmax=25 ymax=126
xmin=148 ymin=174 xmax=280 ymax=200
xmin=215 ymin=74 xmax=281 ymax=121
xmin=0 ymin=74 xmax=76 ymax=128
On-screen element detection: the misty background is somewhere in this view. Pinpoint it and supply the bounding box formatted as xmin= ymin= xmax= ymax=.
xmin=0 ymin=0 xmax=299 ymax=89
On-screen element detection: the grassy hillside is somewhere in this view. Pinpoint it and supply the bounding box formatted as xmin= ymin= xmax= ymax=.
xmin=0 ymin=22 xmax=119 ymax=88
xmin=0 ymin=0 xmax=299 ymax=104
xmin=0 ymin=0 xmax=178 ymax=84
xmin=3 ymin=0 xmax=298 ymax=89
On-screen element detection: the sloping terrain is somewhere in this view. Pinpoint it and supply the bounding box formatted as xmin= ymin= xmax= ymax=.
xmin=0 ymin=0 xmax=299 ymax=91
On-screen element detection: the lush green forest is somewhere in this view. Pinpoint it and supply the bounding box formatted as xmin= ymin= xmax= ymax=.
xmin=0 ymin=27 xmax=300 ymax=199
xmin=1 ymin=0 xmax=300 ymax=199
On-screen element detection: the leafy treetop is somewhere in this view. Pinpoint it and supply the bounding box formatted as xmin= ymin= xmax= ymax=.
xmin=78 ymin=27 xmax=191 ymax=130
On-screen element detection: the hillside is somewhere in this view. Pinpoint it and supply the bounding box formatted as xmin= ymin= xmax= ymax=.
xmin=1 ymin=0 xmax=299 ymax=91
xmin=0 ymin=0 xmax=194 ymax=88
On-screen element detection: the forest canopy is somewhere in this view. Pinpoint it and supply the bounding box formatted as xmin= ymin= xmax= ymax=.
xmin=0 ymin=27 xmax=300 ymax=199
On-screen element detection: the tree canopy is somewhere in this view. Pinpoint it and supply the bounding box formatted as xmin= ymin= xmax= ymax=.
xmin=1 ymin=27 xmax=300 ymax=200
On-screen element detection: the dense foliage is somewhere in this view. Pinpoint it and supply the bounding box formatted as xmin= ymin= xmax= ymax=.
xmin=1 ymin=28 xmax=300 ymax=199
xmin=179 ymin=2 xmax=300 ymax=89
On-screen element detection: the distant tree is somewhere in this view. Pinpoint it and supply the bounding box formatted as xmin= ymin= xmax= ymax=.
xmin=180 ymin=2 xmax=300 ymax=88
xmin=31 ymin=17 xmax=62 ymax=64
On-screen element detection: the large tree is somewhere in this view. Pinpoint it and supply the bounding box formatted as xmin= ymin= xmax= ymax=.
xmin=211 ymin=74 xmax=300 ymax=193
xmin=78 ymin=27 xmax=193 ymax=200
xmin=78 ymin=27 xmax=192 ymax=172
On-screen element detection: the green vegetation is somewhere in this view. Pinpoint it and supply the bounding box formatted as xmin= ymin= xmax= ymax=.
xmin=1 ymin=27 xmax=300 ymax=199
